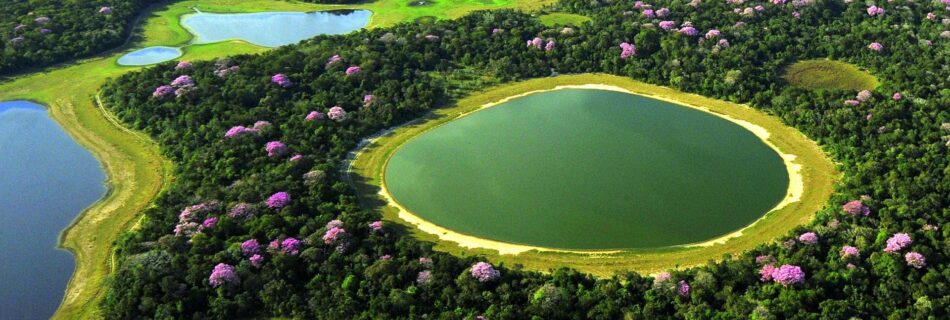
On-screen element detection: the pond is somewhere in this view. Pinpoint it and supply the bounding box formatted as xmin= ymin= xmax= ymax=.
xmin=117 ymin=46 xmax=182 ymax=66
xmin=183 ymin=10 xmax=372 ymax=47
xmin=0 ymin=101 xmax=106 ymax=319
xmin=384 ymin=89 xmax=790 ymax=249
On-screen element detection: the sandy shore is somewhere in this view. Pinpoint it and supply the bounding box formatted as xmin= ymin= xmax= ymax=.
xmin=361 ymin=83 xmax=807 ymax=255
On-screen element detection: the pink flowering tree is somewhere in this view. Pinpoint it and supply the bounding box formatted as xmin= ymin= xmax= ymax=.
xmin=241 ymin=239 xmax=261 ymax=256
xmin=99 ymin=6 xmax=113 ymax=14
xmin=265 ymin=141 xmax=288 ymax=157
xmin=705 ymin=29 xmax=721 ymax=39
xmin=323 ymin=226 xmax=348 ymax=244
xmin=345 ymin=66 xmax=361 ymax=76
xmin=280 ymin=237 xmax=303 ymax=256
xmin=326 ymin=54 xmax=342 ymax=68
xmin=152 ymin=85 xmax=174 ymax=98
xmin=369 ymin=220 xmax=384 ymax=232
xmin=676 ymin=281 xmax=690 ymax=296
xmin=271 ymin=73 xmax=292 ymax=87
xmin=305 ymin=111 xmax=325 ymax=121
xmin=328 ymin=106 xmax=348 ymax=121
xmin=678 ymin=26 xmax=698 ymax=36
xmin=798 ymin=232 xmax=818 ymax=245
xmin=208 ymin=263 xmax=240 ymax=287
xmin=175 ymin=61 xmax=192 ymax=70
xmin=363 ymin=94 xmax=376 ymax=107
xmin=619 ymin=42 xmax=636 ymax=58
xmin=470 ymin=262 xmax=501 ymax=282
xmin=771 ymin=265 xmax=805 ymax=287
xmin=842 ymin=200 xmax=870 ymax=216
xmin=868 ymin=42 xmax=883 ymax=52
xmin=884 ymin=233 xmax=912 ymax=252
xmin=266 ymin=192 xmax=291 ymax=209
xmin=544 ymin=40 xmax=556 ymax=51
xmin=659 ymin=21 xmax=677 ymax=31
xmin=840 ymin=245 xmax=860 ymax=259
xmin=866 ymin=5 xmax=885 ymax=16
xmin=904 ymin=252 xmax=925 ymax=268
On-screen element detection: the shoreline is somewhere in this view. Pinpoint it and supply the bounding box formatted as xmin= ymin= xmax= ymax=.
xmin=367 ymin=83 xmax=806 ymax=255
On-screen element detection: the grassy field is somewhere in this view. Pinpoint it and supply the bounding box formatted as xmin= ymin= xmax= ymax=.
xmin=538 ymin=12 xmax=591 ymax=26
xmin=783 ymin=59 xmax=879 ymax=91
xmin=350 ymin=73 xmax=838 ymax=277
xmin=0 ymin=0 xmax=556 ymax=318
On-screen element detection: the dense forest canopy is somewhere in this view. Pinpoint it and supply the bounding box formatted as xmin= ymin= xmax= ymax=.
xmin=99 ymin=0 xmax=948 ymax=318
xmin=0 ymin=0 xmax=159 ymax=76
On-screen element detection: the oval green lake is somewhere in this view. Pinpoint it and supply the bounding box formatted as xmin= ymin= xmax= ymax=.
xmin=384 ymin=89 xmax=790 ymax=249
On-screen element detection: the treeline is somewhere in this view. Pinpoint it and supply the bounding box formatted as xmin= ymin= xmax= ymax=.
xmin=0 ymin=0 xmax=160 ymax=76
xmin=99 ymin=0 xmax=947 ymax=318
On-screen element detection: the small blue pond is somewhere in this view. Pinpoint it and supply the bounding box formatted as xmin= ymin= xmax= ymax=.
xmin=183 ymin=10 xmax=371 ymax=47
xmin=0 ymin=101 xmax=106 ymax=319
xmin=116 ymin=46 xmax=183 ymax=66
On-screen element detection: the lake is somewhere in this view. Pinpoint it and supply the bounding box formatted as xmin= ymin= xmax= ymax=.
xmin=117 ymin=46 xmax=182 ymax=66
xmin=183 ymin=10 xmax=372 ymax=47
xmin=384 ymin=89 xmax=790 ymax=249
xmin=0 ymin=101 xmax=106 ymax=319
xmin=118 ymin=10 xmax=371 ymax=66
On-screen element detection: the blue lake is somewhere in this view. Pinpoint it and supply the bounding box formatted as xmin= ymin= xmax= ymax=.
xmin=182 ymin=10 xmax=371 ymax=47
xmin=116 ymin=46 xmax=182 ymax=66
xmin=0 ymin=101 xmax=106 ymax=319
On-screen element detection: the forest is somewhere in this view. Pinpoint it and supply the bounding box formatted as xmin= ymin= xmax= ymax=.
xmin=0 ymin=0 xmax=162 ymax=76
xmin=98 ymin=0 xmax=948 ymax=318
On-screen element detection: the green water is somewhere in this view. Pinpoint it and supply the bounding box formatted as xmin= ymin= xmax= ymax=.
xmin=384 ymin=89 xmax=789 ymax=249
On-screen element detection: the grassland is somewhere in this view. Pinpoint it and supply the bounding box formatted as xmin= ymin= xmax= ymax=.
xmin=538 ymin=12 xmax=591 ymax=26
xmin=350 ymin=73 xmax=838 ymax=277
xmin=783 ymin=59 xmax=879 ymax=91
xmin=0 ymin=0 xmax=556 ymax=318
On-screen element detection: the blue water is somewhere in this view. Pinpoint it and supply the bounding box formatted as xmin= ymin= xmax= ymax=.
xmin=116 ymin=46 xmax=182 ymax=66
xmin=0 ymin=101 xmax=106 ymax=319
xmin=183 ymin=10 xmax=371 ymax=47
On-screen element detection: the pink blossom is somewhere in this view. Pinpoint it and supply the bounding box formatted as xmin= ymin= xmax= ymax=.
xmin=369 ymin=220 xmax=384 ymax=232
xmin=718 ymin=38 xmax=730 ymax=47
xmin=170 ymin=75 xmax=194 ymax=87
xmin=529 ymin=37 xmax=543 ymax=49
xmin=705 ymin=29 xmax=721 ymax=39
xmin=363 ymin=94 xmax=376 ymax=107
xmin=844 ymin=99 xmax=861 ymax=106
xmin=323 ymin=226 xmax=347 ymax=244
xmin=798 ymin=232 xmax=818 ymax=244
xmin=266 ymin=192 xmax=291 ymax=209
xmin=470 ymin=262 xmax=500 ymax=282
xmin=224 ymin=125 xmax=258 ymax=139
xmin=379 ymin=254 xmax=392 ymax=260
xmin=840 ymin=245 xmax=860 ymax=258
xmin=34 ymin=17 xmax=50 ymax=25
xmin=656 ymin=7 xmax=670 ymax=17
xmin=868 ymin=42 xmax=884 ymax=52
xmin=249 ymin=254 xmax=264 ymax=267
xmin=174 ymin=222 xmax=200 ymax=237
xmin=424 ymin=34 xmax=440 ymax=42
xmin=280 ymin=237 xmax=302 ymax=255
xmin=268 ymin=239 xmax=280 ymax=251
xmin=619 ymin=42 xmax=637 ymax=58
xmin=271 ymin=73 xmax=292 ymax=87
xmin=856 ymin=90 xmax=872 ymax=102
xmin=417 ymin=270 xmax=433 ymax=285
xmin=326 ymin=54 xmax=342 ymax=68
xmin=677 ymin=280 xmax=690 ymax=296
xmin=175 ymin=61 xmax=192 ymax=70
xmin=756 ymin=255 xmax=776 ymax=265
xmin=345 ymin=66 xmax=361 ymax=76
xmin=305 ymin=111 xmax=324 ymax=121
xmin=241 ymin=239 xmax=261 ymax=256
xmin=265 ymin=141 xmax=288 ymax=157
xmin=771 ymin=265 xmax=805 ymax=286
xmin=904 ymin=252 xmax=926 ymax=268
xmin=152 ymin=85 xmax=174 ymax=98
xmin=759 ymin=264 xmax=777 ymax=281
xmin=792 ymin=11 xmax=801 ymax=18
xmin=659 ymin=21 xmax=677 ymax=31
xmin=419 ymin=257 xmax=433 ymax=267
xmin=544 ymin=40 xmax=556 ymax=51
xmin=742 ymin=7 xmax=755 ymax=16
xmin=846 ymin=263 xmax=856 ymax=269
xmin=328 ymin=106 xmax=347 ymax=121
xmin=214 ymin=65 xmax=239 ymax=77
xmin=201 ymin=217 xmax=217 ymax=229
xmin=772 ymin=0 xmax=786 ymax=4
xmin=491 ymin=28 xmax=504 ymax=34
xmin=678 ymin=26 xmax=698 ymax=36
xmin=289 ymin=154 xmax=303 ymax=162
xmin=633 ymin=1 xmax=646 ymax=9
xmin=842 ymin=200 xmax=870 ymax=216
xmin=754 ymin=5 xmax=765 ymax=11
xmin=927 ymin=12 xmax=936 ymax=20
xmin=867 ymin=5 xmax=885 ymax=16
xmin=653 ymin=271 xmax=671 ymax=286
xmin=884 ymin=233 xmax=912 ymax=253
xmin=326 ymin=219 xmax=343 ymax=229
xmin=642 ymin=9 xmax=655 ymax=18
xmin=892 ymin=92 xmax=902 ymax=100
xmin=228 ymin=203 xmax=257 ymax=219
xmin=208 ymin=263 xmax=240 ymax=287
xmin=99 ymin=6 xmax=113 ymax=14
